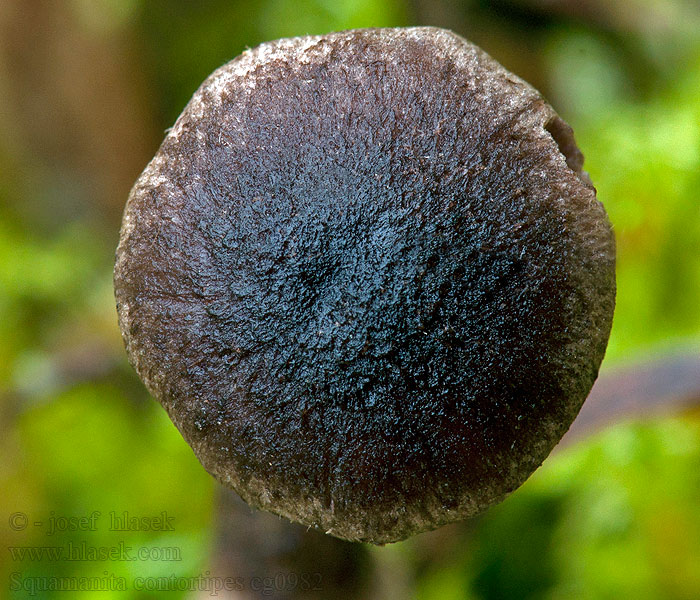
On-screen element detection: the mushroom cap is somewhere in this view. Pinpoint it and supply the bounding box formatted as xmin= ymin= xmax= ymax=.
xmin=114 ymin=27 xmax=615 ymax=544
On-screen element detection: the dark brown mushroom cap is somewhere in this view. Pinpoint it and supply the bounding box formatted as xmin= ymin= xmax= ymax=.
xmin=114 ymin=26 xmax=615 ymax=544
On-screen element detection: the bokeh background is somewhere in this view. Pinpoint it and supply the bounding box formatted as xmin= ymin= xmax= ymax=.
xmin=1 ymin=0 xmax=699 ymax=598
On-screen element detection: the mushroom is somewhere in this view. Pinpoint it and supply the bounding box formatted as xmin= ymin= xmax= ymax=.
xmin=114 ymin=27 xmax=615 ymax=544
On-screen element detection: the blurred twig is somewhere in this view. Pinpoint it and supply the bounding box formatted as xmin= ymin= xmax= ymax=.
xmin=559 ymin=350 xmax=700 ymax=448
xmin=210 ymin=349 xmax=700 ymax=599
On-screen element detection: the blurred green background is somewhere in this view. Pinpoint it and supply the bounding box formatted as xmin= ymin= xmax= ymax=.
xmin=1 ymin=0 xmax=699 ymax=598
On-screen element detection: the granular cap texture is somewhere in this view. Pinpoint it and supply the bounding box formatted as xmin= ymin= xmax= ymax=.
xmin=114 ymin=27 xmax=616 ymax=544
